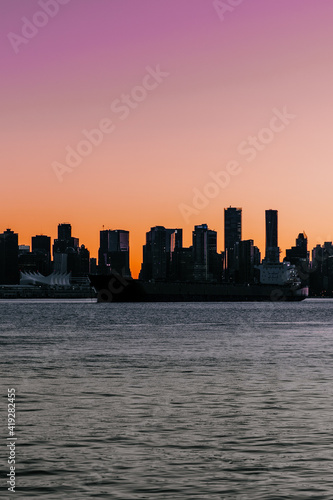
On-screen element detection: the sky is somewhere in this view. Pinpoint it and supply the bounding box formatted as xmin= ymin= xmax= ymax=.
xmin=2 ymin=0 xmax=333 ymax=277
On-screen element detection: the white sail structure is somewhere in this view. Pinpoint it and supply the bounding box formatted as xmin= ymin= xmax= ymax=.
xmin=20 ymin=271 xmax=71 ymax=287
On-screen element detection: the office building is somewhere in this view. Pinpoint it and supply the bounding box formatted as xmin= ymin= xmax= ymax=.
xmin=224 ymin=207 xmax=242 ymax=251
xmin=53 ymin=223 xmax=80 ymax=274
xmin=192 ymin=224 xmax=221 ymax=281
xmin=224 ymin=207 xmax=242 ymax=281
xmin=265 ymin=209 xmax=279 ymax=263
xmin=234 ymin=239 xmax=261 ymax=284
xmin=140 ymin=226 xmax=182 ymax=281
xmin=0 ymin=229 xmax=19 ymax=284
xmin=98 ymin=229 xmax=131 ymax=277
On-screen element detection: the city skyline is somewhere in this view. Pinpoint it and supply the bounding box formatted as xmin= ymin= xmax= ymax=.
xmin=2 ymin=1 xmax=333 ymax=278
xmin=3 ymin=3 xmax=333 ymax=496
xmin=0 ymin=205 xmax=321 ymax=278
xmin=1 ymin=205 xmax=328 ymax=279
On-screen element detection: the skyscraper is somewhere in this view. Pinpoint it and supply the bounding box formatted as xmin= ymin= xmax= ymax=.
xmin=53 ymin=223 xmax=80 ymax=273
xmin=139 ymin=226 xmax=182 ymax=281
xmin=98 ymin=229 xmax=131 ymax=277
xmin=265 ymin=209 xmax=279 ymax=263
xmin=192 ymin=224 xmax=220 ymax=281
xmin=57 ymin=223 xmax=71 ymax=241
xmin=224 ymin=207 xmax=242 ymax=281
xmin=32 ymin=235 xmax=51 ymax=255
xmin=31 ymin=235 xmax=51 ymax=274
xmin=234 ymin=239 xmax=261 ymax=284
xmin=53 ymin=223 xmax=79 ymax=255
xmin=0 ymin=229 xmax=19 ymax=284
xmin=224 ymin=207 xmax=242 ymax=251
xmin=296 ymin=232 xmax=308 ymax=252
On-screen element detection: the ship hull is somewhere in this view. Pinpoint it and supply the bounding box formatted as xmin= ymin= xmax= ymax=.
xmin=89 ymin=275 xmax=308 ymax=303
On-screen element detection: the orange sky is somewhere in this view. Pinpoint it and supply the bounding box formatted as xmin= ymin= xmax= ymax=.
xmin=2 ymin=1 xmax=333 ymax=277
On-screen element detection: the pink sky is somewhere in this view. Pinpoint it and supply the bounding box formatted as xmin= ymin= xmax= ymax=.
xmin=1 ymin=0 xmax=333 ymax=276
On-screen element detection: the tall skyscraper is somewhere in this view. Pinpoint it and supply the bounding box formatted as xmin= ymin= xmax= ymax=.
xmin=296 ymin=232 xmax=308 ymax=252
xmin=192 ymin=224 xmax=220 ymax=281
xmin=53 ymin=223 xmax=80 ymax=273
xmin=57 ymin=223 xmax=71 ymax=241
xmin=98 ymin=229 xmax=131 ymax=277
xmin=234 ymin=239 xmax=261 ymax=283
xmin=53 ymin=223 xmax=79 ymax=255
xmin=224 ymin=207 xmax=242 ymax=251
xmin=139 ymin=226 xmax=182 ymax=281
xmin=265 ymin=209 xmax=278 ymax=248
xmin=265 ymin=209 xmax=279 ymax=263
xmin=32 ymin=235 xmax=51 ymax=255
xmin=224 ymin=207 xmax=242 ymax=281
xmin=0 ymin=229 xmax=19 ymax=284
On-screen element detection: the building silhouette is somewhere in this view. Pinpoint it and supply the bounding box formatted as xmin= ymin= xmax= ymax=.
xmin=310 ymin=242 xmax=333 ymax=295
xmin=192 ymin=224 xmax=222 ymax=282
xmin=139 ymin=226 xmax=182 ymax=281
xmin=224 ymin=207 xmax=242 ymax=251
xmin=234 ymin=239 xmax=261 ymax=284
xmin=57 ymin=223 xmax=71 ymax=241
xmin=284 ymin=232 xmax=309 ymax=287
xmin=31 ymin=235 xmax=51 ymax=274
xmin=53 ymin=223 xmax=80 ymax=274
xmin=224 ymin=207 xmax=242 ymax=281
xmin=285 ymin=232 xmax=308 ymax=265
xmin=53 ymin=223 xmax=79 ymax=255
xmin=32 ymin=235 xmax=51 ymax=255
xmin=90 ymin=257 xmax=97 ymax=274
xmin=265 ymin=209 xmax=279 ymax=263
xmin=78 ymin=244 xmax=90 ymax=275
xmin=98 ymin=229 xmax=131 ymax=277
xmin=169 ymin=246 xmax=194 ymax=281
xmin=0 ymin=229 xmax=19 ymax=284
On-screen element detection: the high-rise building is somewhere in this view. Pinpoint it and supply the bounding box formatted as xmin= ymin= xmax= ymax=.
xmin=53 ymin=223 xmax=79 ymax=255
xmin=98 ymin=229 xmax=131 ymax=277
xmin=78 ymin=244 xmax=90 ymax=275
xmin=0 ymin=229 xmax=19 ymax=284
xmin=224 ymin=207 xmax=242 ymax=251
xmin=234 ymin=239 xmax=261 ymax=284
xmin=310 ymin=242 xmax=333 ymax=296
xmin=139 ymin=226 xmax=182 ymax=281
xmin=31 ymin=235 xmax=51 ymax=274
xmin=57 ymin=223 xmax=71 ymax=241
xmin=296 ymin=232 xmax=308 ymax=252
xmin=192 ymin=224 xmax=221 ymax=281
xmin=53 ymin=223 xmax=80 ymax=273
xmin=284 ymin=232 xmax=309 ymax=286
xmin=224 ymin=207 xmax=242 ymax=281
xmin=265 ymin=209 xmax=279 ymax=263
xmin=32 ymin=235 xmax=51 ymax=255
xmin=285 ymin=232 xmax=308 ymax=264
xmin=90 ymin=257 xmax=97 ymax=274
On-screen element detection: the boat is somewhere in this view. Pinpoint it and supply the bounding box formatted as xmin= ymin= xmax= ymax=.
xmin=89 ymin=273 xmax=308 ymax=302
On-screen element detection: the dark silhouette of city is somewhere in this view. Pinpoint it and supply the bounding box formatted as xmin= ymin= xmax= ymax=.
xmin=1 ymin=209 xmax=333 ymax=296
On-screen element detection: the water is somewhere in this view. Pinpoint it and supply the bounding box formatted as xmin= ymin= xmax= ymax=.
xmin=1 ymin=299 xmax=333 ymax=499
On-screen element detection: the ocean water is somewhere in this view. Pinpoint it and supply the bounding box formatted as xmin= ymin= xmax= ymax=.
xmin=1 ymin=298 xmax=333 ymax=499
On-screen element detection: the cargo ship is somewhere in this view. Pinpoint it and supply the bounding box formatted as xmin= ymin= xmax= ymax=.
xmin=89 ymin=271 xmax=308 ymax=303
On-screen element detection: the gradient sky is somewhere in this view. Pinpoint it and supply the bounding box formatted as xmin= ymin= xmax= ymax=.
xmin=2 ymin=0 xmax=333 ymax=277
